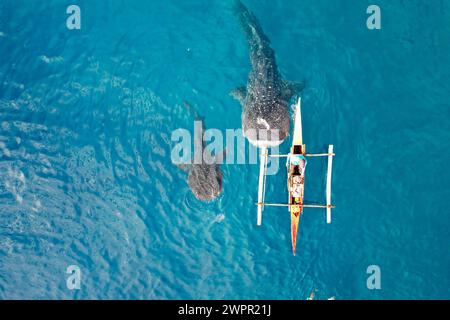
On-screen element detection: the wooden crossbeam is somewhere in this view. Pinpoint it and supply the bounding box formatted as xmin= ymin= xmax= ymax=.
xmin=256 ymin=202 xmax=335 ymax=209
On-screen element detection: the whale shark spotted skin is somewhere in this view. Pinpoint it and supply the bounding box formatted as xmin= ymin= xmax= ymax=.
xmin=179 ymin=102 xmax=224 ymax=202
xmin=187 ymin=120 xmax=223 ymax=201
xmin=187 ymin=158 xmax=223 ymax=201
xmin=231 ymin=0 xmax=305 ymax=148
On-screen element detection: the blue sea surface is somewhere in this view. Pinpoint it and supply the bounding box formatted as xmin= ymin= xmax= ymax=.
xmin=0 ymin=0 xmax=449 ymax=299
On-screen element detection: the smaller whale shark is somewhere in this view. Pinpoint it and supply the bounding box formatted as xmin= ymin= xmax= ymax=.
xmin=231 ymin=0 xmax=305 ymax=148
xmin=178 ymin=102 xmax=224 ymax=201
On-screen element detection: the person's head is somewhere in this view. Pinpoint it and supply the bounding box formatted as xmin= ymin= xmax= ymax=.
xmin=299 ymin=159 xmax=306 ymax=168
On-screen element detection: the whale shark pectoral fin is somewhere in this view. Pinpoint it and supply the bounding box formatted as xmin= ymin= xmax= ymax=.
xmin=282 ymin=80 xmax=306 ymax=100
xmin=230 ymin=86 xmax=247 ymax=106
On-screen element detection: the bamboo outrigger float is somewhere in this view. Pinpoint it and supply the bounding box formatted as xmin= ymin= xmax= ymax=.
xmin=256 ymin=98 xmax=335 ymax=255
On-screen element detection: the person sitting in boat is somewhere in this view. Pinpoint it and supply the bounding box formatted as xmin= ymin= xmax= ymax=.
xmin=289 ymin=154 xmax=307 ymax=201
xmin=293 ymin=175 xmax=306 ymax=198
xmin=288 ymin=154 xmax=307 ymax=175
xmin=291 ymin=175 xmax=303 ymax=198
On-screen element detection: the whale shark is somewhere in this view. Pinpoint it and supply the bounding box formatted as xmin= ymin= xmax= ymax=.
xmin=179 ymin=102 xmax=224 ymax=201
xmin=231 ymin=0 xmax=305 ymax=148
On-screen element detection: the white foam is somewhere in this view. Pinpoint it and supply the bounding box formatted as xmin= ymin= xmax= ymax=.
xmin=214 ymin=214 xmax=225 ymax=223
xmin=38 ymin=55 xmax=64 ymax=64
xmin=31 ymin=199 xmax=42 ymax=212
xmin=0 ymin=141 xmax=11 ymax=157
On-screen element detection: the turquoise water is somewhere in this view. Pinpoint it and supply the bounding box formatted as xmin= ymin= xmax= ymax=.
xmin=0 ymin=0 xmax=449 ymax=299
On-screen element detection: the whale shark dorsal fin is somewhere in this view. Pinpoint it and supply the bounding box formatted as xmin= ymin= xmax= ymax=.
xmin=282 ymin=80 xmax=306 ymax=100
xmin=230 ymin=86 xmax=247 ymax=106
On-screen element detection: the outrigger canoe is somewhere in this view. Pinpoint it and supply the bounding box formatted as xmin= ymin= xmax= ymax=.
xmin=286 ymin=100 xmax=306 ymax=255
xmin=256 ymin=98 xmax=335 ymax=256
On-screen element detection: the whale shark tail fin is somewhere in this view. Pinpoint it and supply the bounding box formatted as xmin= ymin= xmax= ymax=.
xmin=282 ymin=80 xmax=306 ymax=100
xmin=183 ymin=101 xmax=204 ymax=122
xmin=233 ymin=0 xmax=270 ymax=48
xmin=183 ymin=101 xmax=207 ymax=153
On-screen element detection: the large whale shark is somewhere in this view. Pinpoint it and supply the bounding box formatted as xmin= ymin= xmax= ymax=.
xmin=179 ymin=102 xmax=224 ymax=201
xmin=231 ymin=0 xmax=305 ymax=148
